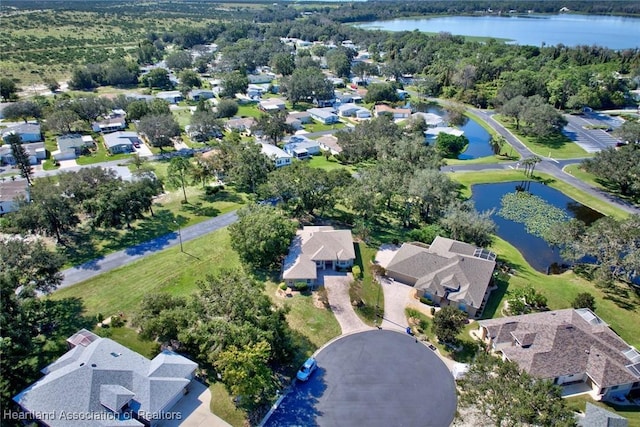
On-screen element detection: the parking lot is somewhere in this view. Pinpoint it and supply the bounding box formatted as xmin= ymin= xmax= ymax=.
xmin=563 ymin=112 xmax=622 ymax=153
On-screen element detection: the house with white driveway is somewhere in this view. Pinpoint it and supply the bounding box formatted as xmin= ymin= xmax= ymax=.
xmin=478 ymin=309 xmax=640 ymax=401
xmin=92 ymin=116 xmax=127 ymax=133
xmin=282 ymin=226 xmax=355 ymax=287
xmin=385 ymin=237 xmax=496 ymax=318
xmin=307 ymin=108 xmax=339 ymax=125
xmin=14 ymin=329 xmax=197 ymax=427
xmin=53 ymin=134 xmax=96 ymax=160
xmin=283 ymin=135 xmax=320 ymax=159
xmin=103 ymin=132 xmax=139 ymax=154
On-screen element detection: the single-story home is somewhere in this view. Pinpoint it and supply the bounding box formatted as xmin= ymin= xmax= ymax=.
xmin=425 ymin=126 xmax=464 ymax=138
xmin=53 ymin=134 xmax=95 ymax=160
xmin=0 ymin=142 xmax=46 ymax=165
xmin=282 ymin=226 xmax=356 ymax=287
xmin=412 ymin=112 xmax=445 ymax=128
xmin=259 ymin=142 xmax=292 ymax=168
xmin=288 ymin=111 xmax=312 ymax=124
xmin=385 ymin=237 xmax=496 ymax=318
xmin=103 ymin=131 xmax=139 ymax=154
xmin=14 ymin=329 xmax=197 ymax=427
xmin=1 ymin=123 xmax=42 ymax=143
xmin=307 ymin=107 xmax=340 ymax=125
xmin=283 ymin=136 xmax=321 ymax=159
xmin=187 ymin=89 xmax=214 ymax=102
xmin=124 ymin=93 xmax=155 ymax=102
xmin=247 ymin=84 xmax=267 ymax=99
xmin=374 ymin=104 xmax=411 ymax=119
xmin=156 ymin=91 xmax=183 ymax=104
xmin=316 ymin=135 xmax=343 ymax=155
xmin=335 ymin=92 xmax=363 ymax=105
xmin=286 ymin=116 xmax=302 ymax=130
xmin=0 ymin=179 xmax=29 ymax=214
xmin=225 ymin=117 xmax=257 ymax=135
xmin=337 ymin=103 xmax=371 ymax=118
xmin=248 ymin=73 xmax=275 ymax=84
xmin=259 ymin=98 xmax=286 ymax=112
xmin=478 ymin=309 xmax=640 ymax=401
xmin=92 ymin=116 xmax=127 ymax=133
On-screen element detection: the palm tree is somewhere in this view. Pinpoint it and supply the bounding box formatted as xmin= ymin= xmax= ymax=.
xmin=489 ymin=136 xmax=505 ymax=156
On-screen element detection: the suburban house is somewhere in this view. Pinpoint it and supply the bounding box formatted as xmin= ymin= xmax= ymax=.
xmin=92 ymin=116 xmax=127 ymax=133
xmin=259 ymin=98 xmax=286 ymax=112
xmin=0 ymin=179 xmax=29 ymax=214
xmin=412 ymin=112 xmax=445 ymax=128
xmin=1 ymin=123 xmax=42 ymax=143
xmin=288 ymin=111 xmax=312 ymax=124
xmin=335 ymin=92 xmax=363 ymax=105
xmin=307 ymin=107 xmax=340 ymax=125
xmin=577 ymin=402 xmax=628 ymax=427
xmin=258 ymin=142 xmax=292 ymax=168
xmin=385 ymin=237 xmax=497 ymax=317
xmin=187 ymin=89 xmax=214 ymax=102
xmin=286 ymin=116 xmax=302 ymax=130
xmin=425 ymin=127 xmax=464 ymax=139
xmin=0 ymin=142 xmax=46 ymax=165
xmin=225 ymin=117 xmax=257 ymax=135
xmin=156 ymin=91 xmax=183 ymax=104
xmin=247 ymin=84 xmax=269 ymax=99
xmin=283 ymin=136 xmax=321 ymax=159
xmin=103 ymin=132 xmax=139 ymax=154
xmin=316 ymin=134 xmax=343 ymax=155
xmin=248 ymin=73 xmax=274 ymax=84
xmin=337 ymin=103 xmax=371 ymax=119
xmin=282 ymin=226 xmax=356 ymax=287
xmin=53 ymin=134 xmax=95 ymax=161
xmin=477 ymin=309 xmax=640 ymax=401
xmin=374 ymin=104 xmax=411 ymax=119
xmin=14 ymin=329 xmax=197 ymax=427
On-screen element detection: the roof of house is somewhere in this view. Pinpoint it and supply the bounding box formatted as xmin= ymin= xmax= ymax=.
xmin=283 ymin=136 xmax=319 ymax=152
xmin=259 ymin=98 xmax=286 ymax=109
xmin=14 ymin=329 xmax=197 ymax=427
xmin=156 ymin=91 xmax=182 ymax=98
xmin=412 ymin=112 xmax=445 ymax=126
xmin=578 ymin=402 xmax=628 ymax=427
xmin=2 ymin=123 xmax=41 ymax=137
xmin=0 ymin=179 xmax=29 ymax=203
xmin=283 ymin=226 xmax=355 ymax=281
xmin=103 ymin=132 xmax=139 ymax=149
xmin=258 ymin=142 xmax=291 ymax=160
xmin=316 ymin=135 xmax=342 ymax=153
xmin=425 ymin=126 xmax=464 ymax=137
xmin=307 ymin=108 xmax=338 ymax=120
xmin=288 ymin=111 xmax=311 ymax=119
xmin=374 ymin=104 xmax=411 ymax=116
xmin=386 ymin=237 xmax=495 ymax=309
xmin=226 ymin=117 xmax=256 ymax=130
xmin=479 ymin=309 xmax=640 ymax=388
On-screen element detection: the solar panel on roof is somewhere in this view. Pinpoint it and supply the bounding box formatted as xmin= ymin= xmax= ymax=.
xmin=626 ymin=362 xmax=640 ymax=377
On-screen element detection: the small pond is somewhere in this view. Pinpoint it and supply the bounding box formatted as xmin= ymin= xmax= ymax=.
xmin=422 ymin=106 xmax=493 ymax=159
xmin=471 ymin=181 xmax=603 ymax=273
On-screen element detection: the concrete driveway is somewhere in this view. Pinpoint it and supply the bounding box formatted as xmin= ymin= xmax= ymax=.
xmin=160 ymin=380 xmax=230 ymax=427
xmin=321 ymin=271 xmax=371 ymax=334
xmin=379 ymin=277 xmax=413 ymax=332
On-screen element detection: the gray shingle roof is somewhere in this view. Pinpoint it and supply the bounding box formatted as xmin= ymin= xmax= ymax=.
xmin=479 ymin=309 xmax=640 ymax=389
xmin=14 ymin=332 xmax=197 ymax=426
xmin=386 ymin=237 xmax=495 ymax=310
xmin=578 ymin=403 xmax=628 ymax=427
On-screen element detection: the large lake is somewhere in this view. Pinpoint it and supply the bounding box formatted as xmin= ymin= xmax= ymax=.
xmin=356 ymin=14 xmax=640 ymax=50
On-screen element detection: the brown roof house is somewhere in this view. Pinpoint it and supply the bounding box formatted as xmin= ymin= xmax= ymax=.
xmin=385 ymin=237 xmax=496 ymax=317
xmin=478 ymin=309 xmax=640 ymax=401
xmin=282 ymin=226 xmax=355 ymax=287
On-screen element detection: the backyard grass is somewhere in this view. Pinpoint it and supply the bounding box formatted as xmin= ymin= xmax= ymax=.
xmin=97 ymin=326 xmax=158 ymax=359
xmin=307 ymin=155 xmax=355 ymax=172
xmin=172 ymin=107 xmax=193 ymax=129
xmin=566 ymin=394 xmax=640 ymax=425
xmin=50 ymin=228 xmax=240 ymax=317
xmin=236 ymin=103 xmax=262 ymax=118
xmin=486 ymin=236 xmax=640 ymax=349
xmin=493 ymin=115 xmax=591 ymax=159
xmin=210 ymin=382 xmax=247 ymax=427
xmin=350 ymin=242 xmax=385 ymax=326
xmin=450 ymin=169 xmax=629 ymax=219
xmin=303 ymin=121 xmax=346 ymax=133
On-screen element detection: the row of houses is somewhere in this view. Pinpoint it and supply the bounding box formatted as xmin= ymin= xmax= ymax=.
xmin=257 ymin=134 xmax=342 ymax=167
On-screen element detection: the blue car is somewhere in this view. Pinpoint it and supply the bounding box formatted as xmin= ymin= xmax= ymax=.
xmin=296 ymin=357 xmax=317 ymax=381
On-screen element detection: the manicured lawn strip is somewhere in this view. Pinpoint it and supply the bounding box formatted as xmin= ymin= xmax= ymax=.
xmin=236 ymin=104 xmax=262 ymax=118
xmin=445 ymin=154 xmax=515 ymax=165
xmin=303 ymin=121 xmax=346 ymax=133
xmin=566 ymin=395 xmax=640 ymax=425
xmin=210 ymin=382 xmax=247 ymax=427
xmin=76 ymin=138 xmax=131 ymax=165
xmin=51 ymin=228 xmax=240 ymax=317
xmin=350 ymin=242 xmax=385 ymax=326
xmin=487 ymin=236 xmax=640 ymax=349
xmin=450 ymin=170 xmax=628 ymax=219
xmin=563 ymin=164 xmax=605 ymax=190
xmin=493 ymin=115 xmax=592 ymax=159
xmin=307 ymin=155 xmax=355 ymax=172
xmin=99 ymin=326 xmax=157 ymax=359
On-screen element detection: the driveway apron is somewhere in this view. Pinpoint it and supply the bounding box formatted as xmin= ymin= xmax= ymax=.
xmin=322 ymin=272 xmax=371 ymax=334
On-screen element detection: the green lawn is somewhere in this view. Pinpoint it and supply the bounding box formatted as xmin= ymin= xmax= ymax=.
xmin=76 ymin=139 xmax=132 ymax=165
xmin=564 ymin=163 xmax=606 ymax=190
xmin=236 ymin=103 xmax=262 ymax=118
xmin=493 ymin=115 xmax=592 ymax=159
xmin=566 ymin=395 xmax=640 ymax=425
xmin=50 ymin=228 xmax=240 ymax=317
xmin=450 ymin=169 xmax=629 ymax=219
xmin=486 ymin=236 xmax=640 ymax=349
xmin=307 ymin=155 xmax=355 ymax=172
xmin=97 ymin=326 xmax=158 ymax=359
xmin=350 ymin=242 xmax=385 ymax=325
xmin=210 ymin=382 xmax=246 ymax=427
xmin=172 ymin=108 xmax=193 ymax=129
xmin=303 ymin=121 xmax=346 ymax=133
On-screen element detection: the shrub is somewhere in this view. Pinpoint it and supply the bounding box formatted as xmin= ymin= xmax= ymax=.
xmin=430 ymin=307 xmax=436 ymax=316
xmin=110 ymin=315 xmax=126 ymax=328
xmin=370 ymin=264 xmax=386 ymax=277
xmin=420 ymin=296 xmax=434 ymax=306
xmin=205 ymin=185 xmax=221 ymax=195
xmin=279 ymin=282 xmax=288 ymax=291
xmin=294 ymin=282 xmax=308 ymax=292
xmin=352 ymin=265 xmax=362 ymax=279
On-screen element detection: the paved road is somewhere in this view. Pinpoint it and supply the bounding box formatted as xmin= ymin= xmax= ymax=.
xmin=59 ymin=211 xmax=238 ymax=289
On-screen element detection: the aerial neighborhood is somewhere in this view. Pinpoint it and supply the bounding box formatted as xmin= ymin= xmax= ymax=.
xmin=1 ymin=1 xmax=640 ymax=426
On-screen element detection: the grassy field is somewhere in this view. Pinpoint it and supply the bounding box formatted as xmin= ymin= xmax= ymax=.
xmin=450 ymin=169 xmax=629 ymax=219
xmin=493 ymin=115 xmax=592 ymax=159
xmin=307 ymin=155 xmax=355 ymax=172
xmin=236 ymin=103 xmax=262 ymax=118
xmin=51 ymin=228 xmax=240 ymax=317
xmin=486 ymin=236 xmax=640 ymax=349
xmin=304 ymin=121 xmax=346 ymax=133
